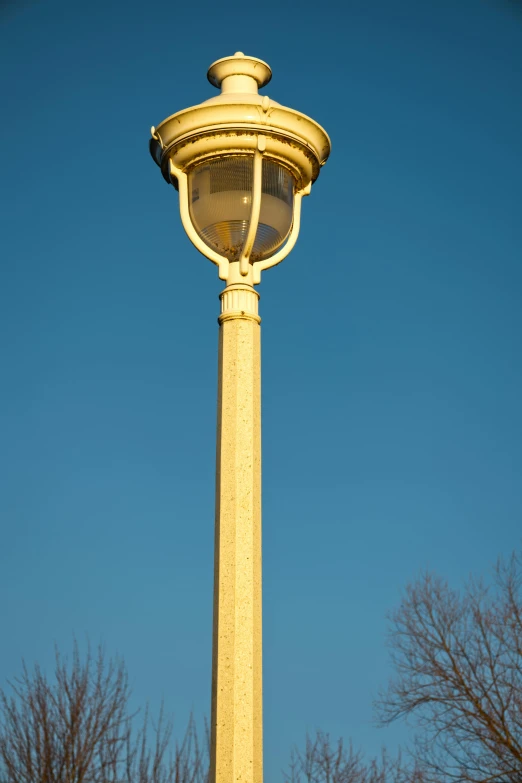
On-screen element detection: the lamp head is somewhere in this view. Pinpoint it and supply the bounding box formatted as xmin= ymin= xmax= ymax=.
xmin=150 ymin=53 xmax=330 ymax=285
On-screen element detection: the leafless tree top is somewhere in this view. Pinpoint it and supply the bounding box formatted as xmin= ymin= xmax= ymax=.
xmin=377 ymin=551 xmax=522 ymax=783
xmin=0 ymin=641 xmax=208 ymax=783
xmin=283 ymin=730 xmax=425 ymax=783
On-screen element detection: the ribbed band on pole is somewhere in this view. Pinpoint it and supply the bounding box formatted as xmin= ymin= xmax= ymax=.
xmin=219 ymin=284 xmax=261 ymax=323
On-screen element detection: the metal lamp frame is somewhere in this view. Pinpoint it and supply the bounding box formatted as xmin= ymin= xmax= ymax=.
xmin=150 ymin=52 xmax=330 ymax=287
xmin=169 ymin=137 xmax=311 ymax=285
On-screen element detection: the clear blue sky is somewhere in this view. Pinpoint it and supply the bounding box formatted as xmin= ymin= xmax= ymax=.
xmin=1 ymin=0 xmax=521 ymax=777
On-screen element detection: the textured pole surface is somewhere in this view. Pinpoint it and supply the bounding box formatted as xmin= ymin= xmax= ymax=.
xmin=210 ymin=285 xmax=262 ymax=783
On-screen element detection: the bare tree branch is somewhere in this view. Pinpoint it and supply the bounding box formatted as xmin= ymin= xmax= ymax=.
xmin=283 ymin=730 xmax=425 ymax=783
xmin=0 ymin=641 xmax=209 ymax=783
xmin=376 ymin=551 xmax=522 ymax=783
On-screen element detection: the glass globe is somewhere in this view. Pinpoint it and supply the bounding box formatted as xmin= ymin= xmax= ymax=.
xmin=188 ymin=156 xmax=294 ymax=263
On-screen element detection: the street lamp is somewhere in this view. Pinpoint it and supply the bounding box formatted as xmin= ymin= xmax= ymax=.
xmin=150 ymin=52 xmax=330 ymax=783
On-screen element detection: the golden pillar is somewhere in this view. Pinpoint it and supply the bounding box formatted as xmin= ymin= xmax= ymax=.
xmin=210 ymin=284 xmax=263 ymax=783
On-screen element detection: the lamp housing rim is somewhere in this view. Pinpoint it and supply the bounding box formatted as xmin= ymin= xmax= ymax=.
xmin=150 ymin=97 xmax=330 ymax=191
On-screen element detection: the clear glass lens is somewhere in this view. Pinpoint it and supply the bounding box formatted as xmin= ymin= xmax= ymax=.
xmin=188 ymin=156 xmax=294 ymax=263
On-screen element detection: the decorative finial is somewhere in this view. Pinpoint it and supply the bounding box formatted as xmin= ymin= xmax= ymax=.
xmin=207 ymin=53 xmax=272 ymax=94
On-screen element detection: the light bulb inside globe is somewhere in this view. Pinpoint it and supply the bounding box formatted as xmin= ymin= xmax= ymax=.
xmin=188 ymin=156 xmax=295 ymax=264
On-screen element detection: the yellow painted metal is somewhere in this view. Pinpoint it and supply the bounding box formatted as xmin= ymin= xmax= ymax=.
xmin=239 ymin=145 xmax=264 ymax=276
xmin=150 ymin=52 xmax=331 ymax=284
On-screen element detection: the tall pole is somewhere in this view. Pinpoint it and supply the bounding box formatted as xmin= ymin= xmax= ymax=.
xmin=210 ymin=283 xmax=263 ymax=783
xmin=149 ymin=48 xmax=330 ymax=783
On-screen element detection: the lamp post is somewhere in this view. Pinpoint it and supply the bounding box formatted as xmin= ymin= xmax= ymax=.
xmin=150 ymin=52 xmax=330 ymax=783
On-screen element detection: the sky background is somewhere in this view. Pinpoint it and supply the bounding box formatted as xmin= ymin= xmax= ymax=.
xmin=1 ymin=0 xmax=522 ymax=777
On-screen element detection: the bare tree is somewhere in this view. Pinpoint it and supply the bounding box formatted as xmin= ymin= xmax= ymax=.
xmin=377 ymin=551 xmax=522 ymax=783
xmin=119 ymin=709 xmax=208 ymax=783
xmin=0 ymin=642 xmax=208 ymax=783
xmin=283 ymin=730 xmax=424 ymax=783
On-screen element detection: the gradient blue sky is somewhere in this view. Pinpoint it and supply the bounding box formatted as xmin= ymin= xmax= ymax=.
xmin=1 ymin=0 xmax=522 ymax=777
